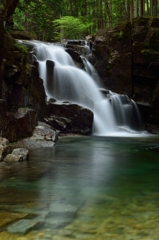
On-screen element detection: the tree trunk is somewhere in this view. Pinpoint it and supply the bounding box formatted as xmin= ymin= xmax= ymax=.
xmin=125 ymin=0 xmax=131 ymax=21
xmin=130 ymin=0 xmax=134 ymax=21
xmin=5 ymin=0 xmax=19 ymax=20
xmin=135 ymin=0 xmax=139 ymax=17
xmin=0 ymin=20 xmax=5 ymax=98
xmin=140 ymin=0 xmax=144 ymax=16
xmin=154 ymin=0 xmax=158 ymax=16
xmin=146 ymin=0 xmax=150 ymax=15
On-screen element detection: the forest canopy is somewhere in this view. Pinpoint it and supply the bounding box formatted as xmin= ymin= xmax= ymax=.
xmin=1 ymin=0 xmax=159 ymax=41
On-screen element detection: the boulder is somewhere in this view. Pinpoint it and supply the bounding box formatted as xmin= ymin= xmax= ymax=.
xmin=10 ymin=30 xmax=35 ymax=40
xmin=14 ymin=107 xmax=38 ymax=139
xmin=0 ymin=137 xmax=11 ymax=161
xmin=65 ymin=48 xmax=85 ymax=69
xmin=12 ymin=148 xmax=29 ymax=161
xmin=65 ymin=40 xmax=90 ymax=57
xmin=4 ymin=153 xmax=23 ymax=162
xmin=10 ymin=121 xmax=58 ymax=150
xmin=4 ymin=147 xmax=28 ymax=163
xmin=45 ymin=101 xmax=93 ymax=135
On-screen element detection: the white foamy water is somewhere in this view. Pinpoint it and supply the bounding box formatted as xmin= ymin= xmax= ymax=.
xmin=33 ymin=41 xmax=144 ymax=136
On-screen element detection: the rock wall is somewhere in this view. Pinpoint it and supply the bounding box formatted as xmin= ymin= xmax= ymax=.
xmin=93 ymin=17 xmax=159 ymax=132
xmin=0 ymin=30 xmax=46 ymax=142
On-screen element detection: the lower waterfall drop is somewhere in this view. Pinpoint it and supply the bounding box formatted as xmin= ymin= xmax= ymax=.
xmin=33 ymin=41 xmax=143 ymax=136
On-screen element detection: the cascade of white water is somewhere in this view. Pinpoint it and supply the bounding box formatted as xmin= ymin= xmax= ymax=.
xmin=82 ymin=58 xmax=101 ymax=86
xmin=33 ymin=41 xmax=143 ymax=136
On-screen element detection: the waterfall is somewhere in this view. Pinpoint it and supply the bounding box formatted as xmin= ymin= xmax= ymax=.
xmin=32 ymin=41 xmax=143 ymax=136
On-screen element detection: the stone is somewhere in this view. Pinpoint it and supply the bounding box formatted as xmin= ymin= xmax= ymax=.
xmin=14 ymin=107 xmax=38 ymax=139
xmin=0 ymin=137 xmax=11 ymax=161
xmin=10 ymin=30 xmax=35 ymax=40
xmin=65 ymin=48 xmax=85 ymax=69
xmin=12 ymin=148 xmax=29 ymax=161
xmin=46 ymin=101 xmax=93 ymax=135
xmin=7 ymin=216 xmax=44 ymax=235
xmin=4 ymin=153 xmax=23 ymax=162
xmin=0 ymin=211 xmax=28 ymax=228
xmin=93 ymin=22 xmax=132 ymax=95
xmin=0 ymin=162 xmax=7 ymax=168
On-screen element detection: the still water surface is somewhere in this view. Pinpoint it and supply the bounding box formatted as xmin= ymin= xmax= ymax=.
xmin=0 ymin=135 xmax=159 ymax=239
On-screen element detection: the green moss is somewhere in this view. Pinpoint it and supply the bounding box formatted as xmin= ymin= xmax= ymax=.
xmin=113 ymin=31 xmax=124 ymax=40
xmin=141 ymin=48 xmax=159 ymax=61
xmin=14 ymin=41 xmax=28 ymax=54
xmin=25 ymin=63 xmax=31 ymax=74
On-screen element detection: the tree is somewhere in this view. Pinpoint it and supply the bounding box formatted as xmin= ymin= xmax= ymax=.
xmin=10 ymin=0 xmax=159 ymax=42
xmin=53 ymin=16 xmax=93 ymax=40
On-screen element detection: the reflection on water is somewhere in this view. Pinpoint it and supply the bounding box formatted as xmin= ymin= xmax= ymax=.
xmin=0 ymin=135 xmax=159 ymax=239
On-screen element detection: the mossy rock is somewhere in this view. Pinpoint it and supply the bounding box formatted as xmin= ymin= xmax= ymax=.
xmin=10 ymin=30 xmax=36 ymax=40
xmin=4 ymin=32 xmax=15 ymax=50
xmin=133 ymin=17 xmax=150 ymax=27
xmin=150 ymin=18 xmax=159 ymax=28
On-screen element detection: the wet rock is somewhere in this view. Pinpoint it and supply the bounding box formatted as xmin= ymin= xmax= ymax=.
xmin=0 ymin=211 xmax=28 ymax=228
xmin=10 ymin=121 xmax=58 ymax=150
xmin=1 ymin=107 xmax=38 ymax=143
xmin=12 ymin=148 xmax=29 ymax=161
xmin=4 ymin=153 xmax=23 ymax=162
xmin=14 ymin=107 xmax=38 ymax=139
xmin=32 ymin=122 xmax=58 ymax=142
xmin=93 ymin=22 xmax=132 ymax=95
xmin=65 ymin=40 xmax=90 ymax=57
xmin=45 ymin=216 xmax=74 ymax=229
xmin=0 ymin=161 xmax=7 ymax=168
xmin=7 ymin=216 xmax=44 ymax=235
xmin=0 ymin=137 xmax=11 ymax=161
xmin=45 ymin=102 xmax=93 ymax=135
xmin=65 ymin=48 xmax=85 ymax=69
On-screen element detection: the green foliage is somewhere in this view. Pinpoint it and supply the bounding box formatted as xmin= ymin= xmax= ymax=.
xmin=13 ymin=7 xmax=25 ymax=30
xmin=14 ymin=41 xmax=28 ymax=54
xmin=53 ymin=16 xmax=93 ymax=40
xmin=11 ymin=0 xmax=159 ymax=42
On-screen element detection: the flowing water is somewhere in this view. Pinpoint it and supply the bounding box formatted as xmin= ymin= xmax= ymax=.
xmin=32 ymin=41 xmax=143 ymax=136
xmin=0 ymin=135 xmax=159 ymax=239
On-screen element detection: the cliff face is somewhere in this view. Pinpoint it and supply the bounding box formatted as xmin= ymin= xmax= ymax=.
xmin=93 ymin=17 xmax=159 ymax=132
xmin=0 ymin=29 xmax=46 ymax=142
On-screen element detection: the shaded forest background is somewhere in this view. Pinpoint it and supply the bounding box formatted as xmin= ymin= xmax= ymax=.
xmin=0 ymin=0 xmax=159 ymax=41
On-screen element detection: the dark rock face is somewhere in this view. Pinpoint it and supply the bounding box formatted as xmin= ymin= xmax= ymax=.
xmin=45 ymin=102 xmax=94 ymax=135
xmin=93 ymin=17 xmax=159 ymax=132
xmin=65 ymin=40 xmax=90 ymax=57
xmin=0 ymin=31 xmax=46 ymax=142
xmin=65 ymin=48 xmax=85 ymax=69
xmin=2 ymin=107 xmax=38 ymax=142
xmin=93 ymin=23 xmax=132 ymax=95
xmin=14 ymin=108 xmax=38 ymax=139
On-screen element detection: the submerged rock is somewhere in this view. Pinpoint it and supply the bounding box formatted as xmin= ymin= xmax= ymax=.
xmin=7 ymin=216 xmax=44 ymax=235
